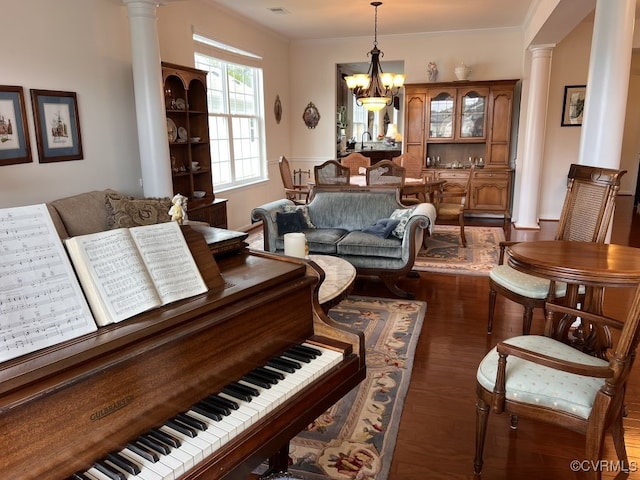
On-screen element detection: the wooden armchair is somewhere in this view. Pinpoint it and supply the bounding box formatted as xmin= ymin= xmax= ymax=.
xmin=393 ymin=153 xmax=424 ymax=205
xmin=279 ymin=155 xmax=310 ymax=205
xmin=475 ymin=293 xmax=640 ymax=479
xmin=487 ymin=164 xmax=626 ymax=335
xmin=365 ymin=160 xmax=406 ymax=186
xmin=340 ymin=152 xmax=370 ymax=176
xmin=314 ymin=160 xmax=350 ymax=185
xmin=432 ymin=165 xmax=473 ymax=247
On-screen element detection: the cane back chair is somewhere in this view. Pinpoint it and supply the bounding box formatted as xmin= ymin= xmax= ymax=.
xmin=487 ymin=164 xmax=626 ymax=335
xmin=340 ymin=152 xmax=370 ymax=176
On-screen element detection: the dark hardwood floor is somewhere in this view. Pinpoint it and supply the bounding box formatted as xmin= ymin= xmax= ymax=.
xmin=346 ymin=195 xmax=640 ymax=480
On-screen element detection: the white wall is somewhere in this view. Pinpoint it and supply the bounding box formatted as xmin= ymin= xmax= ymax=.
xmin=1 ymin=0 xmax=141 ymax=208
xmin=289 ymin=28 xmax=525 ymax=168
xmin=0 ymin=0 xmax=289 ymax=231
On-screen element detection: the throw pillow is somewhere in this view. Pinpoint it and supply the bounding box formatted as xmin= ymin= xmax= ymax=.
xmin=389 ymin=207 xmax=416 ymax=239
xmin=105 ymin=192 xmax=172 ymax=229
xmin=276 ymin=210 xmax=307 ymax=235
xmin=362 ymin=218 xmax=401 ymax=239
xmin=282 ymin=204 xmax=315 ymax=228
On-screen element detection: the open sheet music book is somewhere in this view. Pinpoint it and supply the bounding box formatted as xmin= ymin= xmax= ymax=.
xmin=0 ymin=204 xmax=97 ymax=363
xmin=64 ymin=221 xmax=208 ymax=327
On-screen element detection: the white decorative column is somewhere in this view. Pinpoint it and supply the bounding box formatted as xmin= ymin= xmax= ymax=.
xmin=122 ymin=0 xmax=172 ymax=197
xmin=579 ymin=0 xmax=635 ymax=169
xmin=514 ymin=45 xmax=555 ymax=230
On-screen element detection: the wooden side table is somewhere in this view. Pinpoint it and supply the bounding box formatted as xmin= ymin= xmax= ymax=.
xmin=308 ymin=254 xmax=356 ymax=312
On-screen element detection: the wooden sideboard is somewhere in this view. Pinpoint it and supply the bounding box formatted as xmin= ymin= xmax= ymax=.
xmin=404 ymin=79 xmax=519 ymax=218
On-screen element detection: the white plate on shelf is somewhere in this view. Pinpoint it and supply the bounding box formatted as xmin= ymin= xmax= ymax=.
xmin=167 ymin=118 xmax=177 ymax=142
xmin=177 ymin=126 xmax=188 ymax=140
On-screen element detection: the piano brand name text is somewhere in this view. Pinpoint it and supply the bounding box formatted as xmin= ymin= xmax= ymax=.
xmin=90 ymin=394 xmax=134 ymax=421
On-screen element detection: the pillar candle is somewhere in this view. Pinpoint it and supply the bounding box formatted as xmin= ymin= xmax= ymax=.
xmin=284 ymin=232 xmax=307 ymax=258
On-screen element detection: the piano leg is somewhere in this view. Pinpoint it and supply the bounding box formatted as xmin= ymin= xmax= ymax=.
xmin=266 ymin=442 xmax=290 ymax=475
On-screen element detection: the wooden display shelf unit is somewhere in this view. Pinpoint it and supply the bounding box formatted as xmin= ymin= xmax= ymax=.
xmin=162 ymin=61 xmax=227 ymax=227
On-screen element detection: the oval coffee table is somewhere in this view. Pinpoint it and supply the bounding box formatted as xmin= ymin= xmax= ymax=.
xmin=308 ymin=254 xmax=356 ymax=312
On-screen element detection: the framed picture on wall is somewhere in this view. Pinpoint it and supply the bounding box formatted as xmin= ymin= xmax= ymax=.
xmin=0 ymin=85 xmax=32 ymax=166
xmin=30 ymin=89 xmax=83 ymax=162
xmin=561 ymin=85 xmax=586 ymax=127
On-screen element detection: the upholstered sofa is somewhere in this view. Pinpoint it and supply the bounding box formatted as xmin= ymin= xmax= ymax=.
xmin=46 ymin=189 xmax=177 ymax=239
xmin=251 ymin=186 xmax=436 ymax=298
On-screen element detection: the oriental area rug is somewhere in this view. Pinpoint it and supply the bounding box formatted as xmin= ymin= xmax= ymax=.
xmin=286 ymin=295 xmax=427 ymax=480
xmin=413 ymin=225 xmax=505 ymax=276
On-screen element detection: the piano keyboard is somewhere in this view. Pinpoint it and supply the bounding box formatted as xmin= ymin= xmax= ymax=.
xmin=70 ymin=343 xmax=343 ymax=480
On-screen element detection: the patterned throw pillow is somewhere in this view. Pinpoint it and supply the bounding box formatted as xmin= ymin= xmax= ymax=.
xmin=282 ymin=204 xmax=315 ymax=228
xmin=105 ymin=192 xmax=172 ymax=229
xmin=389 ymin=207 xmax=416 ymax=239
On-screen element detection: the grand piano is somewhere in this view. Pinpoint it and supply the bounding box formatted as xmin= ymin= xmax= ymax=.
xmin=0 ymin=228 xmax=366 ymax=479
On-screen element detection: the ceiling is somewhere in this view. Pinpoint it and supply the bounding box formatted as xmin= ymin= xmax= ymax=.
xmin=203 ymin=0 xmax=537 ymax=41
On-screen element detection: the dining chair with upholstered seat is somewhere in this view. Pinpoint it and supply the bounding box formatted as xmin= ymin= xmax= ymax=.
xmin=279 ymin=155 xmax=310 ymax=205
xmin=340 ymin=152 xmax=370 ymax=176
xmin=392 ymin=153 xmax=424 ymax=205
xmin=487 ymin=164 xmax=626 ymax=335
xmin=475 ymin=295 xmax=640 ymax=480
xmin=314 ymin=159 xmax=350 ymax=185
xmin=432 ymin=165 xmax=473 ymax=247
xmin=365 ymin=160 xmax=406 ymax=186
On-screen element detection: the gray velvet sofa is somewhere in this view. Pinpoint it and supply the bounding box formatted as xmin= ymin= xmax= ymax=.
xmin=251 ymin=186 xmax=436 ymax=298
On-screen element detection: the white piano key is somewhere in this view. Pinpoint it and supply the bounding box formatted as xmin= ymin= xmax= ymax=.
xmin=87 ymin=344 xmax=347 ymax=480
xmin=120 ymin=448 xmax=175 ymax=480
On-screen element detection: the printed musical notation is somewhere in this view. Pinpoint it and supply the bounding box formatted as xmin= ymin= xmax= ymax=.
xmin=0 ymin=204 xmax=97 ymax=363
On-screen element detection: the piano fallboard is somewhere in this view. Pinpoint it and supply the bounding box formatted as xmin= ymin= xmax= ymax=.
xmin=0 ymin=251 xmax=365 ymax=479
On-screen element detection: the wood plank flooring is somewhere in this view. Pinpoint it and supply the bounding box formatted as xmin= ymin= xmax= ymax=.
xmin=347 ymin=195 xmax=640 ymax=480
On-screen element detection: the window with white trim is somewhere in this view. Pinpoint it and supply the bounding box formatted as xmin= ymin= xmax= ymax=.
xmin=194 ymin=34 xmax=266 ymax=190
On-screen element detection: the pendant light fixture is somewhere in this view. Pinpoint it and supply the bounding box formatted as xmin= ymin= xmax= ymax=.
xmin=345 ymin=2 xmax=405 ymax=112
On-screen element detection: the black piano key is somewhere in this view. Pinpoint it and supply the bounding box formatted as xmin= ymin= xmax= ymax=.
xmin=138 ymin=434 xmax=171 ymax=455
xmin=127 ymin=441 xmax=159 ymax=463
xmin=198 ymin=398 xmax=230 ymax=416
xmin=283 ymin=349 xmax=312 ymax=363
xmin=106 ymin=452 xmax=142 ymax=475
xmin=70 ymin=473 xmax=92 ymax=480
xmin=267 ymin=357 xmax=299 ymax=373
xmin=149 ymin=427 xmax=182 ymax=448
xmin=192 ymin=403 xmax=223 ymax=421
xmin=165 ymin=419 xmax=196 ymax=438
xmin=254 ymin=365 xmax=285 ymax=381
xmin=176 ymin=412 xmax=207 ymax=431
xmin=228 ymin=381 xmax=259 ymax=397
xmin=207 ymin=394 xmax=239 ymax=411
xmin=221 ymin=385 xmax=252 ymax=402
xmin=241 ymin=373 xmax=271 ymax=389
xmin=291 ymin=344 xmax=322 ymax=357
xmin=93 ymin=460 xmax=127 ymax=480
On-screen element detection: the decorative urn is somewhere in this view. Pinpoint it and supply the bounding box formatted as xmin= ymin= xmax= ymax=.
xmin=454 ymin=62 xmax=471 ymax=81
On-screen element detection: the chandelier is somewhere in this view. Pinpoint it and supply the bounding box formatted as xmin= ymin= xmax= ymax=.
xmin=345 ymin=2 xmax=405 ymax=112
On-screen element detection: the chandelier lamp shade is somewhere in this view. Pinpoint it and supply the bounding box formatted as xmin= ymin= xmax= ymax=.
xmin=345 ymin=2 xmax=405 ymax=112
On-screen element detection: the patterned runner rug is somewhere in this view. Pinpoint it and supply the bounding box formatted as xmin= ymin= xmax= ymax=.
xmin=414 ymin=225 xmax=505 ymax=276
xmin=286 ymin=295 xmax=427 ymax=480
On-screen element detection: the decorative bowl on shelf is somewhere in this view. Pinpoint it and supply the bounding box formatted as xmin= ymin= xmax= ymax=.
xmin=193 ymin=190 xmax=206 ymax=199
xmin=190 ymin=137 xmax=201 ymax=142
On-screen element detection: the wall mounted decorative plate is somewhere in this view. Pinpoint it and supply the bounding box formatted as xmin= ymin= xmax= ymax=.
xmin=302 ymin=102 xmax=320 ymax=129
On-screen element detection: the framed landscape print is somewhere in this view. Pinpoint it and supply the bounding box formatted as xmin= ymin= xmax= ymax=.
xmin=31 ymin=89 xmax=83 ymax=162
xmin=561 ymin=85 xmax=586 ymax=127
xmin=0 ymin=85 xmax=32 ymax=166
